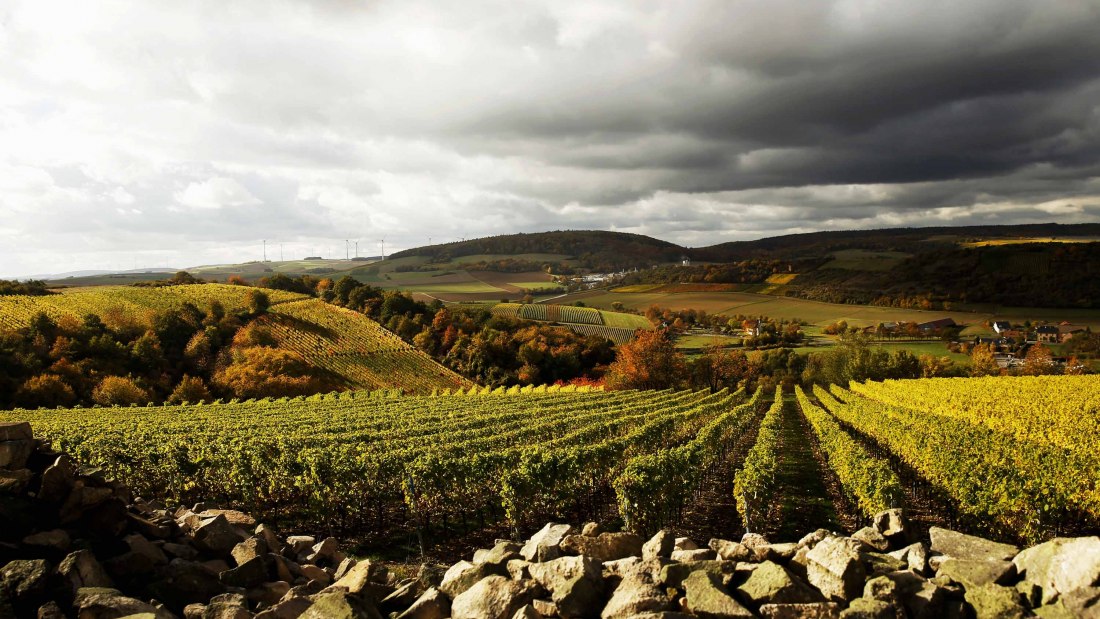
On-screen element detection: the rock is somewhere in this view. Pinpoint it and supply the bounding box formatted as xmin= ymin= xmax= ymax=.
xmin=124 ymin=533 xmax=168 ymax=566
xmin=762 ymin=544 xmax=800 ymax=562
xmin=851 ymin=528 xmax=888 ymax=552
xmin=59 ymin=550 xmax=114 ymax=595
xmin=581 ymin=522 xmax=603 ymax=536
xmin=758 ymin=603 xmax=843 ymax=618
xmin=37 ymin=600 xmax=65 ymax=619
xmin=148 ymin=559 xmax=226 ymax=608
xmin=871 ymin=510 xmax=906 ymax=539
xmin=561 ymin=532 xmax=643 ymax=561
xmin=798 ymin=531 xmax=831 ymax=549
xmin=379 ymin=581 xmax=419 ymax=614
xmin=860 ymin=552 xmax=906 ymax=578
xmin=300 ymin=565 xmax=331 ymax=586
xmin=672 ymin=549 xmax=718 ymax=562
xmin=683 ymin=570 xmax=753 ymax=617
xmin=511 ymin=604 xmax=543 ymax=619
xmin=23 ymin=530 xmax=71 ymax=553
xmin=306 ymin=538 xmax=344 ymax=567
xmin=962 ymin=583 xmax=1028 ymax=619
xmin=710 ymin=540 xmax=751 ymax=562
xmin=439 ymin=561 xmax=507 ymax=599
xmin=736 ymin=561 xmax=823 ymax=606
xmin=396 ymin=587 xmax=450 ymax=619
xmin=531 ymin=599 xmax=557 ymax=616
xmin=937 ymin=558 xmax=1015 ymax=589
xmin=0 ymin=438 xmax=33 ymax=470
xmin=285 ymin=536 xmax=315 ymax=554
xmin=220 ymin=555 xmax=270 ymax=589
xmin=1013 ymin=536 xmax=1100 ymax=605
xmin=450 ymin=575 xmax=538 ymax=619
xmin=0 ymin=468 xmax=33 ymax=494
xmin=164 ymin=543 xmax=200 ymax=561
xmin=883 ymin=571 xmax=945 ymax=619
xmin=197 ymin=509 xmax=256 ymax=528
xmin=231 ymin=537 xmax=269 ymax=567
xmin=327 ymin=560 xmax=390 ymax=602
xmin=73 ymin=587 xmax=174 ymax=619
xmin=928 ymin=528 xmax=1018 ymax=562
xmin=248 ymin=581 xmax=290 ymax=607
xmin=507 ymin=559 xmax=532 ymax=581
xmin=742 ymin=533 xmax=770 ymax=549
xmin=0 ymin=559 xmax=50 ymax=601
xmin=838 ymin=598 xmax=893 ymax=619
xmin=659 ymin=561 xmax=735 ymax=590
xmin=601 ymin=573 xmax=672 ymax=618
xmin=887 ymin=543 xmax=928 ymax=575
xmin=416 ymin=564 xmax=446 ymax=589
xmin=260 ymin=596 xmax=312 ymax=619
xmin=204 ymin=602 xmax=252 ymax=618
xmin=522 ymin=524 xmax=574 ymax=563
xmin=0 ymin=422 xmax=32 ymax=442
xmin=528 ymin=556 xmax=604 ymax=618
xmin=193 ymin=516 xmax=246 ymax=557
xmin=476 ymin=542 xmax=523 ymax=567
xmin=1015 ymin=581 xmax=1042 ymax=608
xmin=805 ymin=537 xmax=866 ymax=602
xmin=643 ymin=531 xmax=676 ymax=561
xmin=255 ymin=524 xmax=283 ymax=555
xmin=300 ymin=591 xmax=381 ymax=619
xmin=675 ymin=538 xmax=700 ymax=551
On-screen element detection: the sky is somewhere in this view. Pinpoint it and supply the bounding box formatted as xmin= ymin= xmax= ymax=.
xmin=2 ymin=0 xmax=1099 ymax=277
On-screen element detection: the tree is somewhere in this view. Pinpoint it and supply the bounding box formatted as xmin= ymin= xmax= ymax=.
xmin=246 ymin=290 xmax=270 ymax=315
xmin=92 ymin=376 xmax=151 ymax=406
xmin=167 ymin=375 xmax=211 ymax=404
xmin=969 ymin=344 xmax=999 ymax=377
xmin=1022 ymin=344 xmax=1055 ymax=376
xmin=16 ymin=374 xmax=76 ymax=408
xmin=604 ymin=330 xmax=685 ymax=390
xmin=691 ymin=345 xmax=748 ymax=392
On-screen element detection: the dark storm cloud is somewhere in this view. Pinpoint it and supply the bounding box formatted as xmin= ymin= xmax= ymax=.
xmin=1 ymin=0 xmax=1098 ymax=276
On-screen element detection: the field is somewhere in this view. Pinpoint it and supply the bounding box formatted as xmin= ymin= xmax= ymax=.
xmin=4 ymin=374 xmax=1095 ymax=554
xmin=343 ymin=254 xmax=567 ymax=301
xmin=675 ymin=333 xmax=743 ymax=350
xmin=490 ymin=302 xmax=653 ymax=343
xmin=553 ymin=288 xmax=1100 ymax=330
xmin=0 ymin=284 xmax=467 ymax=394
xmin=962 ymin=236 xmax=1100 ymax=247
xmin=820 ymin=249 xmax=912 ymax=271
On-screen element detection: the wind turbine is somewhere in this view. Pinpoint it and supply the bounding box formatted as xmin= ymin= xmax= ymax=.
xmin=262 ymin=240 xmax=267 ymax=262
xmin=354 ymin=240 xmax=359 ymax=258
xmin=345 ymin=239 xmax=350 ymax=261
xmin=380 ymin=238 xmax=386 ymax=259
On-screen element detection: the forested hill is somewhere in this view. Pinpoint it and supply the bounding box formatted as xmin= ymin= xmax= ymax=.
xmin=389 ymin=230 xmax=686 ymax=271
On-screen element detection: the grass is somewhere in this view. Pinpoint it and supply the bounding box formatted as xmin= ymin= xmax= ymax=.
xmin=675 ymin=334 xmax=742 ymax=349
xmin=765 ymin=273 xmax=799 ymax=284
xmin=509 ymin=281 xmax=560 ymax=289
xmin=598 ymin=310 xmax=653 ymax=330
xmin=962 ymin=237 xmax=1100 ymax=247
xmin=401 ymin=282 xmax=505 ymax=294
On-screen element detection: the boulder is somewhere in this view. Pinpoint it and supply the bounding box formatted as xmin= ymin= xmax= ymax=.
xmin=798 ymin=531 xmax=831 ymax=549
xmin=300 ymin=564 xmax=331 ymax=586
xmin=928 ymin=528 xmax=1018 ymax=562
xmin=475 ymin=542 xmax=523 ymax=567
xmin=838 ymin=598 xmax=893 ymax=619
xmin=850 ymin=528 xmax=888 ymax=552
xmin=397 ymin=587 xmax=450 ymax=619
xmin=528 ymin=556 xmax=604 ymax=618
xmin=1012 ymin=536 xmax=1100 ymax=605
xmin=887 ymin=543 xmax=928 ymax=575
xmin=561 ymin=532 xmax=643 ymax=562
xmin=962 ymin=583 xmax=1028 ymax=619
xmin=0 ymin=468 xmax=32 ymax=494
xmin=0 ymin=439 xmax=33 ymax=470
xmin=521 ymin=524 xmax=574 ymax=563
xmin=22 ymin=530 xmax=71 ymax=553
xmin=73 ymin=587 xmax=174 ymax=619
xmin=0 ymin=558 xmax=50 ymax=601
xmin=672 ymin=549 xmax=718 ymax=562
xmin=871 ymin=510 xmax=906 ymax=539
xmin=248 ymin=581 xmax=290 ymax=607
xmin=0 ymin=422 xmax=32 ymax=442
xmin=736 ymin=561 xmax=823 ymax=606
xmin=58 ymin=550 xmax=114 ymax=595
xmin=450 ymin=575 xmax=538 ymax=619
xmin=327 ymin=560 xmax=391 ymax=602
xmin=300 ymin=591 xmax=381 ymax=619
xmin=192 ymin=516 xmax=246 ymax=557
xmin=643 ymin=530 xmax=676 ymax=561
xmin=805 ymin=537 xmax=865 ymax=602
xmin=860 ymin=552 xmax=906 ymax=578
xmin=601 ymin=573 xmax=672 ymax=618
xmin=197 ymin=509 xmax=256 ymax=528
xmin=710 ymin=539 xmax=751 ymax=562
xmin=263 ymin=596 xmax=313 ymax=619
xmin=659 ymin=561 xmax=735 ymax=590
xmin=675 ymin=538 xmax=700 ymax=551
xmin=937 ymin=558 xmax=1015 ymax=589
xmin=439 ymin=561 xmax=507 ymax=599
xmin=285 ymin=536 xmax=315 ymax=555
xmin=219 ymin=555 xmax=270 ymax=589
xmin=231 ymin=537 xmax=269 ymax=567
xmin=148 ymin=559 xmax=226 ymax=608
xmin=379 ymin=581 xmax=419 ymax=614
xmin=306 ymin=538 xmax=344 ymax=567
xmin=581 ymin=522 xmax=603 ymax=536
xmin=683 ymin=570 xmax=754 ymax=617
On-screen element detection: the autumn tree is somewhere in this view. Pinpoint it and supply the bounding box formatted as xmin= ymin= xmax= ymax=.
xmin=969 ymin=344 xmax=999 ymax=376
xmin=1022 ymin=343 xmax=1055 ymax=376
xmin=167 ymin=375 xmax=212 ymax=404
xmin=604 ymin=330 xmax=686 ymax=390
xmin=16 ymin=374 xmax=76 ymax=408
xmin=92 ymin=376 xmax=151 ymax=406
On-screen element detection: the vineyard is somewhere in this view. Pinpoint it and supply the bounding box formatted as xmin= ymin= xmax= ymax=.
xmin=1 ymin=374 xmax=1096 ymax=555
xmin=0 ymin=284 xmax=466 ymax=394
xmin=492 ymin=302 xmax=653 ymax=343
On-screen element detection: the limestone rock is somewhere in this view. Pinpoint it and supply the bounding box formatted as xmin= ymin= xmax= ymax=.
xmin=710 ymin=539 xmax=751 ymax=562
xmin=23 ymin=530 xmax=71 ymax=553
xmin=962 ymin=583 xmax=1028 ymax=619
xmin=851 ymin=528 xmax=888 ymax=552
xmin=1013 ymin=536 xmax=1100 ymax=605
xmin=450 ymin=575 xmax=538 ymax=619
xmin=805 ymin=537 xmax=865 ymax=602
xmin=871 ymin=510 xmax=906 ymax=539
xmin=521 ymin=524 xmax=574 ymax=563
xmin=59 ymin=550 xmax=114 ymax=595
xmin=683 ymin=570 xmax=753 ymax=617
xmin=74 ymin=587 xmax=174 ymax=619
xmin=476 ymin=542 xmax=523 ymax=567
xmin=561 ymin=532 xmax=643 ymax=562
xmin=601 ymin=573 xmax=672 ymax=618
xmin=396 ymin=587 xmax=450 ymax=619
xmin=672 ymin=549 xmax=718 ymax=562
xmin=839 ymin=598 xmax=893 ymax=619
xmin=937 ymin=558 xmax=1015 ymax=589
xmin=887 ymin=543 xmax=928 ymax=575
xmin=301 ymin=591 xmax=381 ymax=619
xmin=581 ymin=522 xmax=603 ymax=536
xmin=643 ymin=530 xmax=676 ymax=561
xmin=659 ymin=561 xmax=735 ymax=590
xmin=758 ymin=603 xmax=843 ymax=618
xmin=929 ymin=528 xmax=1018 ymax=562
xmin=736 ymin=561 xmax=823 ymax=606
xmin=528 ymin=556 xmax=603 ymax=619
xmin=0 ymin=559 xmax=50 ymax=601
xmin=192 ymin=516 xmax=246 ymax=557
xmin=439 ymin=561 xmax=507 ymax=599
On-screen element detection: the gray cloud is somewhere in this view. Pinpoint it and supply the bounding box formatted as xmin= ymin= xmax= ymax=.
xmin=0 ymin=0 xmax=1098 ymax=276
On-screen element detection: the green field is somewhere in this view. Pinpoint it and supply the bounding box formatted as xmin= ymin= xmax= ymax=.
xmin=675 ymin=333 xmax=743 ymax=349
xmin=820 ymin=249 xmax=912 ymax=272
xmin=553 ymin=289 xmax=1100 ymax=330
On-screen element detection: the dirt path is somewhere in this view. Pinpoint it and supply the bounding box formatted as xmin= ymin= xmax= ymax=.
xmin=763 ymin=395 xmax=855 ymax=539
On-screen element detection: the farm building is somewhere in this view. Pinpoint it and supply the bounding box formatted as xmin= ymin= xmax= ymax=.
xmin=1035 ymin=325 xmax=1060 ymax=343
xmin=992 ymin=321 xmax=1011 ymax=333
xmin=917 ymin=317 xmax=957 ymax=332
xmin=1058 ymin=323 xmax=1085 ymax=342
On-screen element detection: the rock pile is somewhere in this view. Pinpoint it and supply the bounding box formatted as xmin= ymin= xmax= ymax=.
xmin=3 ymin=421 xmax=1100 ymax=618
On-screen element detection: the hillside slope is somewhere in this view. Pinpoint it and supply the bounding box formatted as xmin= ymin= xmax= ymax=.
xmin=0 ymin=284 xmax=468 ymax=394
